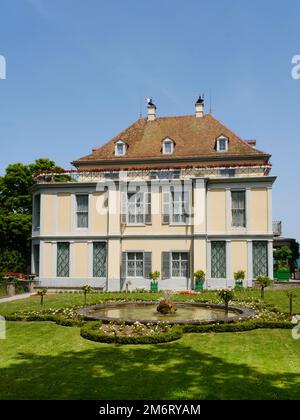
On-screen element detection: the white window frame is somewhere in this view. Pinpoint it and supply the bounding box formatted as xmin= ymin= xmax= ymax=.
xmin=127 ymin=191 xmax=145 ymax=225
xmin=162 ymin=138 xmax=174 ymax=154
xmin=216 ymin=135 xmax=229 ymax=152
xmin=75 ymin=194 xmax=89 ymax=229
xmin=115 ymin=140 xmax=126 ymax=156
xmin=126 ymin=252 xmax=144 ymax=278
xmin=171 ymin=252 xmax=189 ymax=278
xmin=231 ymin=190 xmax=246 ymax=228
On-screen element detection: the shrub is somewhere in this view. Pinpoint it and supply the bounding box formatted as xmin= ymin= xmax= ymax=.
xmin=234 ymin=270 xmax=245 ymax=280
xmin=149 ymin=271 xmax=160 ymax=282
xmin=80 ymin=321 xmax=183 ymax=345
xmin=182 ymin=320 xmax=294 ymax=334
xmin=193 ymin=270 xmax=205 ymax=283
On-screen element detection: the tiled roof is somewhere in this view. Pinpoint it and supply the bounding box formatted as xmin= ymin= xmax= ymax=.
xmin=73 ymin=114 xmax=269 ymax=166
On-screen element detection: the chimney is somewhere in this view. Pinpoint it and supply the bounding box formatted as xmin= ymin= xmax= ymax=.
xmin=195 ymin=95 xmax=204 ymax=118
xmin=147 ymin=98 xmax=156 ymax=121
xmin=245 ymin=139 xmax=257 ymax=148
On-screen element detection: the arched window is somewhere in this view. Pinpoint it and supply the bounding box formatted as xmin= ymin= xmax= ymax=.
xmin=115 ymin=140 xmax=126 ymax=156
xmin=162 ymin=138 xmax=174 ymax=154
xmin=216 ymin=135 xmax=229 ymax=152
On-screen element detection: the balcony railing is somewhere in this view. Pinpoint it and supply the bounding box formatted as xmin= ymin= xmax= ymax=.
xmin=34 ymin=164 xmax=272 ymax=184
xmin=273 ymin=221 xmax=282 ymax=237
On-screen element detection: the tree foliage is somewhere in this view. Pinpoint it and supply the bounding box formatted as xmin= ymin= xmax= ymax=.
xmin=0 ymin=159 xmax=65 ymax=273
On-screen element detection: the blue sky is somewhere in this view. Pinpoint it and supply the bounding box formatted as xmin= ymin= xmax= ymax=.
xmin=0 ymin=0 xmax=299 ymax=240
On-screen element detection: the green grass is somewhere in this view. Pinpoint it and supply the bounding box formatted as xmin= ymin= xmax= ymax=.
xmin=0 ymin=322 xmax=299 ymax=400
xmin=1 ymin=289 xmax=300 ymax=400
xmin=0 ymin=288 xmax=300 ymax=317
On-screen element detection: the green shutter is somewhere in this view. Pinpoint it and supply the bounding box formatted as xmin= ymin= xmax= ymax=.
xmin=162 ymin=190 xmax=170 ymax=224
xmin=144 ymin=252 xmax=152 ymax=278
xmin=93 ymin=242 xmax=107 ymax=277
xmin=57 ymin=243 xmax=70 ymax=277
xmin=162 ymin=252 xmax=170 ymax=279
xmin=120 ymin=190 xmax=127 ymax=225
xmin=121 ymin=252 xmax=127 ymax=279
xmin=145 ymin=191 xmax=152 ymax=224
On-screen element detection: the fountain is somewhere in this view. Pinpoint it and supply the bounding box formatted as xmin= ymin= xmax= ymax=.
xmin=78 ymin=297 xmax=254 ymax=325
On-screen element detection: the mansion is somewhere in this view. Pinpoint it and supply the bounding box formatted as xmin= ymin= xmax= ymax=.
xmin=32 ymin=97 xmax=275 ymax=290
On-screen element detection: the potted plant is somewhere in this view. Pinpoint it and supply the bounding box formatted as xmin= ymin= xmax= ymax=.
xmin=234 ymin=270 xmax=245 ymax=289
xmin=273 ymin=247 xmax=292 ymax=282
xmin=149 ymin=271 xmax=160 ymax=292
xmin=193 ymin=270 xmax=205 ymax=291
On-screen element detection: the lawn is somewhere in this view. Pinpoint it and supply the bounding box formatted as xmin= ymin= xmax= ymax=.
xmin=0 ymin=322 xmax=299 ymax=400
xmin=0 ymin=288 xmax=300 ymax=317
xmin=0 ymin=289 xmax=300 ymax=400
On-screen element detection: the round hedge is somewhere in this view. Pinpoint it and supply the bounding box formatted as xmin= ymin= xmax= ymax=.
xmin=80 ymin=321 xmax=183 ymax=344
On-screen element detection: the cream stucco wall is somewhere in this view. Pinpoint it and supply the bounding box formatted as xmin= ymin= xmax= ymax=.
xmin=57 ymin=193 xmax=71 ymax=233
xmin=72 ymin=242 xmax=89 ymax=277
xmin=92 ymin=192 xmax=108 ymax=233
xmin=43 ymin=242 xmax=53 ymax=277
xmin=41 ymin=194 xmax=53 ymax=235
xmin=231 ymin=240 xmax=248 ymax=278
xmin=251 ymin=188 xmax=268 ymax=232
xmin=121 ymin=238 xmax=192 ymax=274
xmin=207 ymin=189 xmax=226 ymax=232
xmin=107 ymin=239 xmax=121 ymax=279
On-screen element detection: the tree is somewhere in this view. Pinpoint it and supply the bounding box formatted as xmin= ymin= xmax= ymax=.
xmin=37 ymin=288 xmax=47 ymax=306
xmin=273 ymin=246 xmax=293 ymax=268
xmin=0 ymin=159 xmax=65 ymax=273
xmin=286 ymin=290 xmax=296 ymax=316
xmin=218 ymin=289 xmax=234 ymax=317
xmin=256 ymin=275 xmax=272 ymax=300
xmin=81 ymin=285 xmax=93 ymax=306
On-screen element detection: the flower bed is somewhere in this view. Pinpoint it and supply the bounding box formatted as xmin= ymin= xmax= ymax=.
xmin=80 ymin=321 xmax=183 ymax=344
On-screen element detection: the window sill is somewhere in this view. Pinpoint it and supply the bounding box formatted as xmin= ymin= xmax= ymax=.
xmin=125 ymin=223 xmax=146 ymax=227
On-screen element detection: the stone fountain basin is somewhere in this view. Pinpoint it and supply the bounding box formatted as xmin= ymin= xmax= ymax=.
xmin=77 ymin=301 xmax=254 ymax=325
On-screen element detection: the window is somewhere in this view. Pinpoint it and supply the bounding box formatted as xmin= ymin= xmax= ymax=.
xmin=162 ymin=139 xmax=174 ymax=154
xmin=33 ymin=244 xmax=40 ymax=276
xmin=93 ymin=242 xmax=107 ymax=277
xmin=162 ymin=187 xmax=189 ymax=224
xmin=121 ymin=185 xmax=151 ymax=225
xmin=127 ymin=252 xmax=144 ymax=277
xmin=172 ymin=190 xmax=189 ymax=223
xmin=128 ymin=191 xmax=144 ymax=224
xmin=231 ymin=191 xmax=246 ymax=227
xmin=115 ymin=140 xmax=125 ymax=156
xmin=253 ymin=241 xmax=268 ymax=277
xmin=76 ymin=194 xmax=88 ymax=228
xmin=33 ymin=194 xmax=41 ymax=230
xmin=171 ymin=252 xmax=189 ymax=277
xmin=216 ymin=136 xmax=228 ymax=152
xmin=211 ymin=241 xmax=226 ymax=278
xmin=57 ymin=243 xmax=70 ymax=277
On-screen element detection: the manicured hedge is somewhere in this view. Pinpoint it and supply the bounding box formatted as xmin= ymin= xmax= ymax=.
xmin=80 ymin=321 xmax=183 ymax=344
xmin=182 ymin=320 xmax=294 ymax=334
xmin=5 ymin=313 xmax=84 ymax=327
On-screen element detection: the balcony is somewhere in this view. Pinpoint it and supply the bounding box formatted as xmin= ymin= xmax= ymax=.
xmin=34 ymin=164 xmax=272 ymax=184
xmin=273 ymin=221 xmax=282 ymax=237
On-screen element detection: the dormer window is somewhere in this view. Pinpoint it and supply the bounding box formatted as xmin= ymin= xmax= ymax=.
xmin=216 ymin=135 xmax=229 ymax=152
xmin=162 ymin=138 xmax=174 ymax=154
xmin=115 ymin=140 xmax=126 ymax=156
